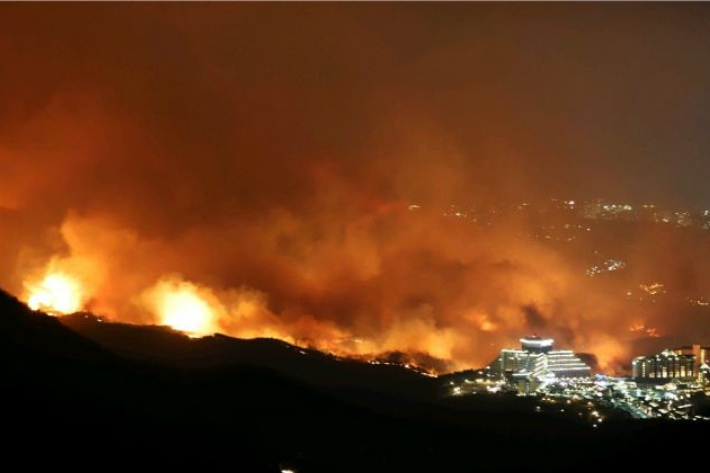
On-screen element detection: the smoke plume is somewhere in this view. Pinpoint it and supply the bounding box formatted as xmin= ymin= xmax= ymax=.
xmin=2 ymin=4 xmax=710 ymax=372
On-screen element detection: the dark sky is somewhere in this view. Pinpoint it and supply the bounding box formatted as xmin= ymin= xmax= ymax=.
xmin=1 ymin=4 xmax=710 ymax=371
xmin=2 ymin=4 xmax=710 ymax=210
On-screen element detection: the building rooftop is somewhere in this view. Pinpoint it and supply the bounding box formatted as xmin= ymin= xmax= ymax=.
xmin=520 ymin=336 xmax=554 ymax=346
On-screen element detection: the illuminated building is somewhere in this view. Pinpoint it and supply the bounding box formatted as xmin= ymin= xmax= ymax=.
xmin=632 ymin=350 xmax=696 ymax=382
xmin=701 ymin=363 xmax=710 ymax=385
xmin=521 ymin=336 xmax=553 ymax=354
xmin=491 ymin=337 xmax=591 ymax=392
xmin=672 ymin=344 xmax=709 ymax=374
xmin=498 ymin=348 xmax=548 ymax=377
xmin=546 ymin=349 xmax=594 ymax=378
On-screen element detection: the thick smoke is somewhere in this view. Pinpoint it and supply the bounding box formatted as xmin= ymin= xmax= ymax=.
xmin=2 ymin=4 xmax=710 ymax=372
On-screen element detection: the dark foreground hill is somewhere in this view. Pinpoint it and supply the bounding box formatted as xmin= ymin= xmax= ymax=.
xmin=59 ymin=312 xmax=437 ymax=404
xmin=1 ymin=289 xmax=708 ymax=472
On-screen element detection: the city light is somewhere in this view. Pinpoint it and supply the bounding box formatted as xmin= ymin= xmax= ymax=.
xmin=444 ymin=335 xmax=710 ymax=422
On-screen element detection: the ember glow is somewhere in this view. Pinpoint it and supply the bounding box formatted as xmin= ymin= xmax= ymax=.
xmin=26 ymin=272 xmax=84 ymax=315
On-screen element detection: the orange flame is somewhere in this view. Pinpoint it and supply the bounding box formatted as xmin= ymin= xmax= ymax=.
xmin=25 ymin=272 xmax=84 ymax=315
xmin=143 ymin=278 xmax=218 ymax=337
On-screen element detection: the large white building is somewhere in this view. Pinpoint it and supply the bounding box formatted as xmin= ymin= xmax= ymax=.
xmin=492 ymin=337 xmax=592 ymax=383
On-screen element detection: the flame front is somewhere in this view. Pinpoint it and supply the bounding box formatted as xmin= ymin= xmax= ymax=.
xmin=26 ymin=272 xmax=84 ymax=315
xmin=146 ymin=279 xmax=217 ymax=337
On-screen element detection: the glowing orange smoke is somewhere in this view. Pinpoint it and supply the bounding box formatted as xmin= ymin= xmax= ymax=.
xmin=145 ymin=278 xmax=217 ymax=337
xmin=26 ymin=272 xmax=84 ymax=315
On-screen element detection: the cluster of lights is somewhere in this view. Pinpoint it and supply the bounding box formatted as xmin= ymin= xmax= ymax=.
xmin=586 ymin=259 xmax=627 ymax=277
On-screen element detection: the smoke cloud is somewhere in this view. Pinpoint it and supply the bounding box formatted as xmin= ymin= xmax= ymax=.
xmin=2 ymin=4 xmax=710 ymax=372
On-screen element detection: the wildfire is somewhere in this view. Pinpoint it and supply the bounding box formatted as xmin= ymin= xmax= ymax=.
xmin=465 ymin=311 xmax=498 ymax=333
xmin=629 ymin=322 xmax=660 ymax=338
xmin=145 ymin=278 xmax=218 ymax=337
xmin=639 ymin=282 xmax=665 ymax=296
xmin=26 ymin=272 xmax=84 ymax=315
